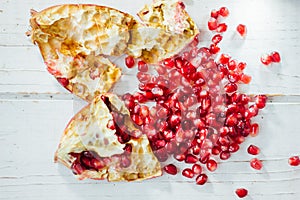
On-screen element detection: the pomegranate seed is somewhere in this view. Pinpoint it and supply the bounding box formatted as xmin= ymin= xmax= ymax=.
xmin=182 ymin=168 xmax=195 ymax=178
xmin=236 ymin=24 xmax=247 ymax=37
xmin=237 ymin=62 xmax=247 ymax=71
xmin=212 ymin=34 xmax=223 ymax=44
xmin=224 ymin=83 xmax=238 ymax=93
xmin=174 ymin=153 xmax=186 ymax=162
xmin=220 ymin=151 xmax=231 ymax=160
xmin=196 ymin=174 xmax=208 ymax=185
xmin=210 ymin=9 xmax=219 ymax=18
xmin=138 ymin=60 xmax=148 ymax=72
xmin=216 ymin=23 xmax=227 ymax=33
xmin=261 ymin=54 xmax=272 ymax=65
xmin=57 ymin=77 xmax=69 ymax=87
xmin=212 ymin=146 xmax=221 ymax=155
xmin=270 ymin=51 xmax=281 ymax=63
xmin=229 ymin=143 xmax=240 ymax=153
xmin=250 ymin=158 xmax=263 ymax=170
xmin=120 ymin=155 xmax=131 ymax=168
xmin=125 ymin=56 xmax=135 ymax=68
xmin=240 ymin=74 xmax=252 ymax=84
xmin=206 ymin=159 xmax=217 ymax=171
xmin=71 ymin=161 xmax=85 ymax=175
xmin=228 ymin=59 xmax=237 ymax=70
xmin=164 ymin=164 xmax=178 ymax=175
xmin=178 ymin=1 xmax=185 ymax=9
xmin=288 ymin=156 xmax=300 ymax=166
xmin=192 ymin=164 xmax=202 ymax=174
xmin=219 ymin=7 xmax=229 ymax=17
xmin=247 ymin=145 xmax=260 ymax=155
xmin=250 ymin=123 xmax=259 ymax=137
xmin=208 ymin=18 xmax=218 ymax=31
xmin=185 ymin=154 xmax=198 ymax=164
xmin=255 ymin=95 xmax=267 ymax=109
xmin=209 ymin=44 xmax=220 ymax=54
xmin=163 ymin=58 xmax=175 ymax=68
xmin=235 ymin=188 xmax=248 ymax=198
xmin=219 ymin=54 xmax=230 ymax=64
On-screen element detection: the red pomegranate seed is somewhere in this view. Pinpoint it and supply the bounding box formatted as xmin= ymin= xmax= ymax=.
xmin=250 ymin=158 xmax=263 ymax=170
xmin=209 ymin=44 xmax=220 ymax=54
xmin=212 ymin=146 xmax=221 ymax=155
xmin=235 ymin=188 xmax=248 ymax=198
xmin=219 ymin=7 xmax=229 ymax=17
xmin=196 ymin=173 xmax=208 ymax=185
xmin=260 ymin=54 xmax=272 ymax=65
xmin=236 ymin=24 xmax=247 ymax=37
xmin=163 ymin=58 xmax=175 ymax=68
xmin=212 ymin=34 xmax=223 ymax=44
xmin=237 ymin=62 xmax=247 ymax=71
xmin=192 ymin=164 xmax=202 ymax=174
xmin=288 ymin=156 xmax=300 ymax=166
xmin=208 ymin=18 xmax=218 ymax=31
xmin=220 ymin=151 xmax=231 ymax=160
xmin=174 ymin=153 xmax=186 ymax=162
xmin=206 ymin=159 xmax=217 ymax=172
xmin=240 ymin=74 xmax=252 ymax=84
xmin=219 ymin=54 xmax=230 ymax=64
xmin=250 ymin=123 xmax=259 ymax=137
xmin=210 ymin=9 xmax=219 ymax=18
xmin=224 ymin=83 xmax=238 ymax=93
xmin=138 ymin=60 xmax=148 ymax=72
xmin=247 ymin=145 xmax=260 ymax=155
xmin=255 ymin=95 xmax=267 ymax=109
xmin=185 ymin=154 xmax=198 ymax=164
xmin=125 ymin=56 xmax=135 ymax=68
xmin=216 ymin=23 xmax=227 ymax=33
xmin=71 ymin=161 xmax=85 ymax=175
xmin=164 ymin=164 xmax=178 ymax=175
xmin=57 ymin=77 xmax=69 ymax=87
xmin=229 ymin=143 xmax=240 ymax=153
xmin=270 ymin=51 xmax=281 ymax=63
xmin=182 ymin=168 xmax=195 ymax=178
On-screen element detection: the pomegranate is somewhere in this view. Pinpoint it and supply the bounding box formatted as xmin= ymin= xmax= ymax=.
xmin=120 ymin=5 xmax=269 ymax=187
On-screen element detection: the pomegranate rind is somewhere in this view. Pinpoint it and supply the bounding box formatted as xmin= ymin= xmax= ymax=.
xmin=54 ymin=93 xmax=162 ymax=181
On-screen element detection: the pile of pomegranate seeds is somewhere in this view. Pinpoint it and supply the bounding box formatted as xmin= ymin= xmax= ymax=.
xmin=261 ymin=51 xmax=281 ymax=65
xmin=121 ymin=6 xmax=274 ymax=194
xmin=288 ymin=156 xmax=300 ymax=166
xmin=235 ymin=188 xmax=248 ymax=198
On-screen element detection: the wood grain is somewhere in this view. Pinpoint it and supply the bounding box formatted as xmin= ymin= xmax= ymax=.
xmin=0 ymin=0 xmax=300 ymax=199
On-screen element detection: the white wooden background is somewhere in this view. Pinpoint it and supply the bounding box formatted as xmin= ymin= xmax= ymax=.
xmin=1 ymin=0 xmax=300 ymax=199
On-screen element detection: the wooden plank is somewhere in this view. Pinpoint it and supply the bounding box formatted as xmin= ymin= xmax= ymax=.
xmin=0 ymin=100 xmax=299 ymax=199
